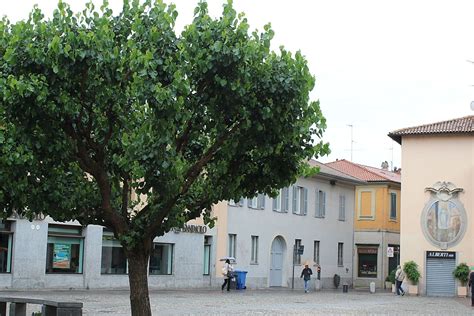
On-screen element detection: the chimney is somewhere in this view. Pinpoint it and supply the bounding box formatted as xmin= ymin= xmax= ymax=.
xmin=381 ymin=161 xmax=389 ymax=170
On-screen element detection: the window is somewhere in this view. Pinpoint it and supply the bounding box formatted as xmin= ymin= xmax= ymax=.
xmin=313 ymin=240 xmax=320 ymax=265
xmin=149 ymin=243 xmax=173 ymax=275
xmin=0 ymin=221 xmax=12 ymax=273
xmin=390 ymin=193 xmax=397 ymax=220
xmin=228 ymin=234 xmax=236 ymax=258
xmin=358 ymin=247 xmax=378 ymax=278
xmin=295 ymin=239 xmax=302 ymax=265
xmin=251 ymin=236 xmax=259 ymax=264
xmin=358 ymin=189 xmax=376 ymax=219
xmin=292 ymin=186 xmax=308 ymax=215
xmin=46 ymin=225 xmax=84 ymax=274
xmin=315 ymin=190 xmax=326 ymax=218
xmin=339 ymin=195 xmax=346 ymax=221
xmin=337 ymin=243 xmax=344 ymax=266
xmin=101 ymin=230 xmax=127 ymax=274
xmin=203 ymin=236 xmax=212 ymax=275
xmin=248 ymin=194 xmax=265 ymax=209
xmin=228 ymin=198 xmax=244 ymax=207
xmin=273 ymin=188 xmax=290 ymax=212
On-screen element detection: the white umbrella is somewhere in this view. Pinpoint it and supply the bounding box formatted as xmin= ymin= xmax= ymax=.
xmin=219 ymin=256 xmax=236 ymax=263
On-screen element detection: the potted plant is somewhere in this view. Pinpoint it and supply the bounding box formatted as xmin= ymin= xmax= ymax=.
xmin=386 ymin=269 xmax=396 ymax=292
xmin=453 ymin=263 xmax=470 ymax=297
xmin=403 ymin=261 xmax=420 ymax=295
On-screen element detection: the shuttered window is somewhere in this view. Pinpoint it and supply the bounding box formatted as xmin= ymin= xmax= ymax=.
xmin=292 ymin=186 xmax=307 ymax=215
xmin=315 ymin=190 xmax=326 ymax=218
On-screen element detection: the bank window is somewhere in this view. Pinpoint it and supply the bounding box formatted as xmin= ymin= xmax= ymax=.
xmin=251 ymin=236 xmax=259 ymax=264
xmin=203 ymin=236 xmax=212 ymax=275
xmin=101 ymin=230 xmax=127 ymax=274
xmin=149 ymin=243 xmax=173 ymax=275
xmin=228 ymin=198 xmax=244 ymax=207
xmin=228 ymin=234 xmax=236 ymax=258
xmin=339 ymin=195 xmax=346 ymax=221
xmin=248 ymin=194 xmax=265 ymax=209
xmin=313 ymin=240 xmax=320 ymax=265
xmin=295 ymin=239 xmax=302 ymax=265
xmin=358 ymin=247 xmax=378 ymax=278
xmin=46 ymin=224 xmax=84 ymax=274
xmin=0 ymin=221 xmax=13 ymax=273
xmin=273 ymin=188 xmax=289 ymax=212
xmin=292 ymin=186 xmax=308 ymax=215
xmin=337 ymin=243 xmax=344 ymax=266
xmin=315 ymin=190 xmax=326 ymax=218
xmin=390 ymin=193 xmax=397 ymax=220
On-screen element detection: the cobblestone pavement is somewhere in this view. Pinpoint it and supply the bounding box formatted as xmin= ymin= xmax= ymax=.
xmin=0 ymin=288 xmax=473 ymax=315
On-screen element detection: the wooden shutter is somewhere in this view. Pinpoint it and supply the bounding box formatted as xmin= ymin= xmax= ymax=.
xmin=322 ymin=191 xmax=326 ymax=217
xmin=283 ymin=187 xmax=289 ymax=211
xmin=292 ymin=186 xmax=297 ymax=214
xmin=303 ymin=188 xmax=308 ymax=215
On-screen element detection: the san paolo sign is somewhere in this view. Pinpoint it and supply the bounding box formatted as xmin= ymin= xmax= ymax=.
xmin=426 ymin=251 xmax=456 ymax=259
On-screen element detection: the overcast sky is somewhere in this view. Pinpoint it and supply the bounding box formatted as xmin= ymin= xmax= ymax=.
xmin=2 ymin=0 xmax=474 ymax=169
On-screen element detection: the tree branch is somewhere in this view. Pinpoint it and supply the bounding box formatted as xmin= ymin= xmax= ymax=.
xmin=143 ymin=121 xmax=241 ymax=239
xmin=121 ymin=174 xmax=130 ymax=219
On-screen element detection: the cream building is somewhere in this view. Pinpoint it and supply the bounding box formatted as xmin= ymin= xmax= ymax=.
xmin=389 ymin=115 xmax=474 ymax=296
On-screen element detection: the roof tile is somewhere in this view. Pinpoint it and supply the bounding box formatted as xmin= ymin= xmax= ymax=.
xmin=388 ymin=115 xmax=474 ymax=144
xmin=326 ymin=159 xmax=401 ymax=183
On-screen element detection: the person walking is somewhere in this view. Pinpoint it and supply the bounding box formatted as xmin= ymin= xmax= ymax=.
xmin=395 ymin=265 xmax=405 ymax=296
xmin=300 ymin=264 xmax=313 ymax=293
xmin=221 ymin=259 xmax=234 ymax=292
xmin=468 ymin=270 xmax=474 ymax=306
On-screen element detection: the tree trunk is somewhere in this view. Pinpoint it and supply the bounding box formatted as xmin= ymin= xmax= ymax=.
xmin=127 ymin=250 xmax=152 ymax=316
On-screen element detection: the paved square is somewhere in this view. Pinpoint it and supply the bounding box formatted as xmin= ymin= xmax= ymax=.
xmin=1 ymin=289 xmax=472 ymax=315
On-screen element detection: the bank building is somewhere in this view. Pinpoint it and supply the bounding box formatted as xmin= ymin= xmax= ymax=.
xmin=389 ymin=115 xmax=473 ymax=296
xmin=0 ymin=160 xmax=362 ymax=290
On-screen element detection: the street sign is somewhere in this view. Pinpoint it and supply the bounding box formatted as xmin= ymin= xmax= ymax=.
xmin=387 ymin=247 xmax=394 ymax=258
xmin=297 ymin=245 xmax=304 ymax=255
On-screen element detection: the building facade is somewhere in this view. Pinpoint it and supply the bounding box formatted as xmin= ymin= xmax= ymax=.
xmin=212 ymin=161 xmax=362 ymax=289
xmin=389 ymin=115 xmax=473 ymax=296
xmin=0 ymin=215 xmax=216 ymax=289
xmin=0 ymin=160 xmax=361 ymax=290
xmin=327 ymin=159 xmax=401 ymax=288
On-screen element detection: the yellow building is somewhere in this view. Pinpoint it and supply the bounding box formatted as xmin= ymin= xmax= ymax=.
xmin=389 ymin=115 xmax=473 ymax=296
xmin=327 ymin=159 xmax=401 ymax=288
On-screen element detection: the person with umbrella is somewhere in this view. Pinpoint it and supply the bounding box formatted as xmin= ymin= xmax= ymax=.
xmin=221 ymin=258 xmax=234 ymax=291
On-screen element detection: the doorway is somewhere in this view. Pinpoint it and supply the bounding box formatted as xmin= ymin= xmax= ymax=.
xmin=270 ymin=236 xmax=286 ymax=287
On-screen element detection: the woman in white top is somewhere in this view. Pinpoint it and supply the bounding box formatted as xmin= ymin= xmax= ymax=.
xmin=221 ymin=259 xmax=234 ymax=291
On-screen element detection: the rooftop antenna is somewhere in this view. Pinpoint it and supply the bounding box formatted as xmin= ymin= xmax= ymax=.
xmin=347 ymin=124 xmax=354 ymax=161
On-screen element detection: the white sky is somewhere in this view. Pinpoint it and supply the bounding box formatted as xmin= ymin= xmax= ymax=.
xmin=3 ymin=0 xmax=474 ymax=169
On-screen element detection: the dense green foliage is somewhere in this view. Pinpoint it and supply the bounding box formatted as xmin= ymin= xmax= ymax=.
xmin=403 ymin=260 xmax=421 ymax=285
xmin=0 ymin=0 xmax=327 ymax=244
xmin=386 ymin=269 xmax=396 ymax=283
xmin=453 ymin=263 xmax=470 ymax=285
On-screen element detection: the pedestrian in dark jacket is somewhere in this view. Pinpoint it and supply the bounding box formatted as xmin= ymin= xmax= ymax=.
xmin=469 ymin=271 xmax=474 ymax=306
xmin=300 ymin=264 xmax=313 ymax=293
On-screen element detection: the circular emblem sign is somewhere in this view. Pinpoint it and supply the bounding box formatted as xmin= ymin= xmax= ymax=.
xmin=421 ymin=182 xmax=467 ymax=250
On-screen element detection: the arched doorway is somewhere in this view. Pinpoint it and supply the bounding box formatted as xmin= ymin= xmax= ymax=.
xmin=270 ymin=236 xmax=286 ymax=287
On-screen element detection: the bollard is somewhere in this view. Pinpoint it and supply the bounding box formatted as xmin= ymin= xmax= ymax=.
xmin=343 ymin=283 xmax=348 ymax=293
xmin=315 ymin=279 xmax=321 ymax=291
xmin=369 ymin=282 xmax=376 ymax=293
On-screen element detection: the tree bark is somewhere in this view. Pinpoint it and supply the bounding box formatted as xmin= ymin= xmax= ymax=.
xmin=127 ymin=250 xmax=152 ymax=316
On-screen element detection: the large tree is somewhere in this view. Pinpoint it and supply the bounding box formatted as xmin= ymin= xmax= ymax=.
xmin=0 ymin=0 xmax=328 ymax=314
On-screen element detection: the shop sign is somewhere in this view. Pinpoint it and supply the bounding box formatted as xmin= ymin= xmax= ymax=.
xmin=426 ymin=251 xmax=455 ymax=259
xmin=358 ymin=248 xmax=377 ymax=254
xmin=53 ymin=243 xmax=71 ymax=269
xmin=172 ymin=224 xmax=207 ymax=234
